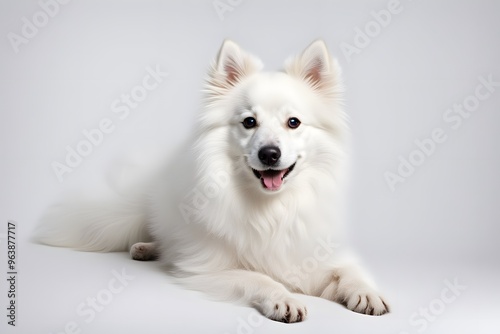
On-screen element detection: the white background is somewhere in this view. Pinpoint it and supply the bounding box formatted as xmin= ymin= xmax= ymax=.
xmin=1 ymin=0 xmax=499 ymax=333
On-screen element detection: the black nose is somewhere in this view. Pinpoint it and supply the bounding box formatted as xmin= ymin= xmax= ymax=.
xmin=258 ymin=146 xmax=281 ymax=166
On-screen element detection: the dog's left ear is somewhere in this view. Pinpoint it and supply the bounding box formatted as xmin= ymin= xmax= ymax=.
xmin=285 ymin=40 xmax=342 ymax=98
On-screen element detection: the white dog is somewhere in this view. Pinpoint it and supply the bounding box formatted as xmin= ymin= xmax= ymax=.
xmin=35 ymin=40 xmax=389 ymax=322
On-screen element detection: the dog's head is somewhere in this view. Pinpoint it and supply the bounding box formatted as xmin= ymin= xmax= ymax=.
xmin=200 ymin=40 xmax=346 ymax=195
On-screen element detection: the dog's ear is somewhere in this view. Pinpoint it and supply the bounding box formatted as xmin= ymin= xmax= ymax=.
xmin=216 ymin=40 xmax=261 ymax=86
xmin=285 ymin=40 xmax=342 ymax=98
xmin=205 ymin=40 xmax=263 ymax=100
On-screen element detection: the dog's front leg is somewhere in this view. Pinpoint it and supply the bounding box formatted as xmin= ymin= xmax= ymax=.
xmin=184 ymin=270 xmax=307 ymax=323
xmin=319 ymin=263 xmax=390 ymax=316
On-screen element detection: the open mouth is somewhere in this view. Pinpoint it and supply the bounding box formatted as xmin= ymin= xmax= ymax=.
xmin=252 ymin=163 xmax=296 ymax=191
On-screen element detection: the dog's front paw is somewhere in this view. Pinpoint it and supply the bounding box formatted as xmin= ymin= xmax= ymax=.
xmin=257 ymin=296 xmax=307 ymax=323
xmin=344 ymin=289 xmax=389 ymax=316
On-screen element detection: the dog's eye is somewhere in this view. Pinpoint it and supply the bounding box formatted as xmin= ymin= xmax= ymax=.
xmin=242 ymin=117 xmax=257 ymax=129
xmin=287 ymin=117 xmax=301 ymax=129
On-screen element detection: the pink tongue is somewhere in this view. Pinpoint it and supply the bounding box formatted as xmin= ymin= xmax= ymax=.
xmin=262 ymin=170 xmax=287 ymax=190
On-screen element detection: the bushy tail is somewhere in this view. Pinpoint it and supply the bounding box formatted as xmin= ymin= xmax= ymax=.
xmin=33 ymin=193 xmax=150 ymax=252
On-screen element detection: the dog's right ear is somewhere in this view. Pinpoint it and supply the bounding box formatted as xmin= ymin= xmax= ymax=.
xmin=205 ymin=40 xmax=263 ymax=99
xmin=215 ymin=40 xmax=263 ymax=86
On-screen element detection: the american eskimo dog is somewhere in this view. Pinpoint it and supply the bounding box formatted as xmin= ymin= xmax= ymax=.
xmin=35 ymin=40 xmax=389 ymax=322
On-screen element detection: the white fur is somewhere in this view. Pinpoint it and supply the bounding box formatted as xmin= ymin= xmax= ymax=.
xmin=34 ymin=40 xmax=389 ymax=322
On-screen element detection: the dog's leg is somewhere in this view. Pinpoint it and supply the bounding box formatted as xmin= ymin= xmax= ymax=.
xmin=319 ymin=263 xmax=389 ymax=316
xmin=130 ymin=242 xmax=157 ymax=261
xmin=183 ymin=270 xmax=307 ymax=323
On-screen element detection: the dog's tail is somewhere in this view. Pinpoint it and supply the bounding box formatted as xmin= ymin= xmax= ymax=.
xmin=33 ymin=192 xmax=150 ymax=252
